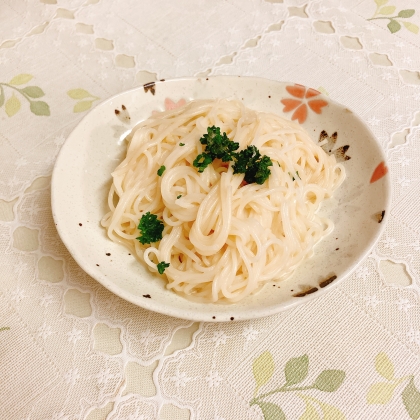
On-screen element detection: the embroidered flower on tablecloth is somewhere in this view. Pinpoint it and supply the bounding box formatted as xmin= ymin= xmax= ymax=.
xmin=169 ymin=370 xmax=192 ymax=388
xmin=407 ymin=328 xmax=420 ymax=346
xmin=64 ymin=368 xmax=80 ymax=386
xmin=37 ymin=322 xmax=54 ymax=340
xmin=242 ymin=326 xmax=259 ymax=341
xmin=280 ymin=84 xmax=328 ymax=124
xmin=363 ymin=295 xmax=382 ymax=309
xmin=395 ymin=297 xmax=413 ymax=313
xmin=380 ymin=236 xmax=399 ymax=249
xmin=139 ymin=329 xmax=156 ymax=346
xmin=67 ymin=327 xmax=83 ymax=344
xmin=10 ymin=287 xmax=27 ymax=303
xmin=411 ymin=240 xmax=420 ymax=251
xmin=95 ymin=367 xmax=116 ymax=386
xmin=205 ymin=370 xmax=223 ymax=388
xmin=355 ymin=266 xmax=371 ymax=280
xmin=210 ymin=330 xmax=228 ymax=347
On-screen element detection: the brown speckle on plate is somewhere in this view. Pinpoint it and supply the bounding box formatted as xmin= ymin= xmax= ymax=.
xmin=106 ymin=253 xmax=111 ymax=256
xmin=335 ymin=248 xmax=339 ymax=251
xmin=96 ymin=264 xmax=99 ymax=266
xmin=230 ymin=317 xmax=234 ymax=321
xmin=212 ymin=316 xmax=216 ymax=319
xmin=334 ymin=145 xmax=351 ymax=162
xmin=160 ymin=79 xmax=165 ymax=82
xmin=143 ymin=294 xmax=151 ymax=298
xmin=319 ymin=131 xmax=351 ymax=162
xmin=114 ymin=105 xmax=130 ymax=122
xmin=293 ymin=287 xmax=318 ymax=297
xmin=375 ymin=210 xmax=385 ymax=223
xmin=144 ymin=82 xmax=156 ymax=95
xmin=319 ymin=275 xmax=337 ymax=288
xmin=79 ymin=223 xmax=82 ymax=226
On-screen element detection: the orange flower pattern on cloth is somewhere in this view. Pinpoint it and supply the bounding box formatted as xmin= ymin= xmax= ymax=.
xmin=281 ymin=84 xmax=328 ymax=124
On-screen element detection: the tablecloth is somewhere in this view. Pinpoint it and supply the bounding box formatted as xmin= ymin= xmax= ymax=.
xmin=2 ymin=0 xmax=420 ymax=419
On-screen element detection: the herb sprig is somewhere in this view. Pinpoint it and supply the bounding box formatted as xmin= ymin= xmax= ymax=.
xmin=193 ymin=126 xmax=240 ymax=172
xmin=233 ymin=145 xmax=273 ymax=185
xmin=157 ymin=261 xmax=170 ymax=274
xmin=193 ymin=126 xmax=273 ymax=184
xmin=136 ymin=212 xmax=164 ymax=244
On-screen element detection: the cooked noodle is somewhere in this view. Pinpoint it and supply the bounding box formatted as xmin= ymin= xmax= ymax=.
xmin=101 ymin=99 xmax=345 ymax=303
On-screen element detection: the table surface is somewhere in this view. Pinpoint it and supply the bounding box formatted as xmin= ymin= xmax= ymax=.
xmin=2 ymin=1 xmax=420 ymax=419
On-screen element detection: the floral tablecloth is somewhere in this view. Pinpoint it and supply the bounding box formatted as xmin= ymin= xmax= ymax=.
xmin=2 ymin=0 xmax=420 ymax=419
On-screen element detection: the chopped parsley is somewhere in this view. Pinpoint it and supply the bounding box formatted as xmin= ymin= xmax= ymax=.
xmin=193 ymin=126 xmax=240 ymax=172
xmin=192 ymin=126 xmax=273 ymax=184
xmin=289 ymin=171 xmax=301 ymax=181
xmin=193 ymin=153 xmax=213 ymax=173
xmin=177 ymin=195 xmax=182 ymax=199
xmin=233 ymin=145 xmax=273 ymax=185
xmin=157 ymin=165 xmax=166 ymax=176
xmin=157 ymin=261 xmax=170 ymax=274
xmin=179 ymin=142 xmax=185 ymax=146
xmin=136 ymin=212 xmax=164 ymax=244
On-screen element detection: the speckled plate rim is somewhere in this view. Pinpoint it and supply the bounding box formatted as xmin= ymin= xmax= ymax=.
xmin=51 ymin=76 xmax=391 ymax=322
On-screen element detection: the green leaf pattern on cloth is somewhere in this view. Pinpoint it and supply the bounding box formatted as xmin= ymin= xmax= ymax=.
xmin=67 ymin=89 xmax=100 ymax=112
xmin=250 ymin=353 xmax=346 ymax=419
xmin=9 ymin=74 xmax=33 ymax=85
xmin=298 ymin=400 xmax=321 ymax=420
xmin=369 ymin=0 xmax=418 ymax=34
xmin=368 ymin=353 xmax=420 ymax=419
xmin=253 ymin=351 xmax=275 ymax=395
xmin=5 ymin=94 xmax=21 ymax=117
xmin=254 ymin=402 xmax=286 ymax=420
xmin=367 ymin=382 xmax=399 ymax=404
xmin=0 ymin=74 xmax=50 ymax=117
xmin=284 ymin=355 xmax=309 ymax=386
xmin=0 ymin=327 xmax=10 ymax=332
xmin=375 ymin=352 xmax=395 ymax=381
xmin=313 ymin=370 xmax=345 ymax=392
xmin=402 ymin=377 xmax=420 ymax=420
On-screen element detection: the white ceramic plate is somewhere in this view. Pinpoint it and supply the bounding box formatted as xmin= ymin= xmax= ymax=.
xmin=51 ymin=76 xmax=391 ymax=322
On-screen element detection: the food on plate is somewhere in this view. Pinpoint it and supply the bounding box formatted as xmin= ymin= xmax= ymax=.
xmin=101 ymin=99 xmax=345 ymax=302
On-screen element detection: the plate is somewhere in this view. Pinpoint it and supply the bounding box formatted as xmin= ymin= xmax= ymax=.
xmin=51 ymin=76 xmax=391 ymax=322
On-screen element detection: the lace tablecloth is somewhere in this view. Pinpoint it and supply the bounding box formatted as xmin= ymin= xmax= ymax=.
xmin=2 ymin=1 xmax=420 ymax=419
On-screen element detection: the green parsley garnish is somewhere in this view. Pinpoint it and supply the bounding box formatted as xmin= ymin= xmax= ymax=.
xmin=157 ymin=165 xmax=166 ymax=176
xmin=136 ymin=212 xmax=164 ymax=244
xmin=233 ymin=145 xmax=273 ymax=185
xmin=193 ymin=153 xmax=213 ymax=172
xmin=157 ymin=261 xmax=170 ymax=274
xmin=177 ymin=195 xmax=182 ymax=199
xmin=289 ymin=171 xmax=300 ymax=181
xmin=179 ymin=142 xmax=185 ymax=146
xmin=193 ymin=126 xmax=240 ymax=172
